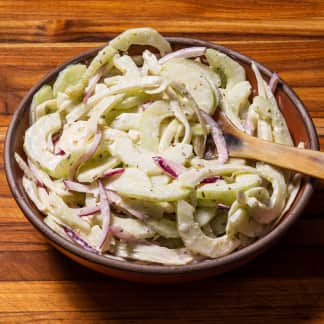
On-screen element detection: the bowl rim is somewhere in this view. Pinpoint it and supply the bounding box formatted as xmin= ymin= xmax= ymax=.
xmin=4 ymin=37 xmax=319 ymax=276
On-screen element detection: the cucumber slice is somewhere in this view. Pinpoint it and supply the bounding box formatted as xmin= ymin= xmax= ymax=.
xmin=30 ymin=85 xmax=54 ymax=124
xmin=53 ymin=64 xmax=87 ymax=97
xmin=146 ymin=218 xmax=179 ymax=238
xmin=77 ymin=156 xmax=120 ymax=183
xmin=197 ymin=199 xmax=218 ymax=207
xmin=110 ymin=27 xmax=171 ymax=56
xmin=108 ymin=167 xmax=152 ymax=189
xmin=107 ymin=191 xmax=172 ymax=219
xmin=196 ymin=61 xmax=221 ymax=88
xmin=161 ymin=58 xmax=217 ymax=114
xmin=151 ymin=175 xmax=170 ymax=186
xmin=197 ymin=174 xmax=262 ymax=204
xmin=113 ymin=181 xmax=191 ymax=202
xmin=205 ymin=49 xmax=245 ymax=89
xmin=32 ymin=85 xmax=53 ymax=107
xmin=109 ymin=169 xmax=191 ymax=202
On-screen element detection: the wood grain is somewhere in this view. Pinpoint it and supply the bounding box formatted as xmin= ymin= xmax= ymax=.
xmin=0 ymin=278 xmax=324 ymax=324
xmin=1 ymin=0 xmax=324 ymax=322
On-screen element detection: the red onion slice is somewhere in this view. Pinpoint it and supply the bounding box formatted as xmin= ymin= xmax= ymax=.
xmin=51 ymin=131 xmax=65 ymax=154
xmin=159 ymin=47 xmax=207 ymax=65
xmin=69 ymin=128 xmax=102 ymax=180
xmin=140 ymin=101 xmax=153 ymax=112
xmin=243 ymin=118 xmax=255 ymax=136
xmin=200 ymin=175 xmax=223 ymax=184
xmin=55 ymin=149 xmax=66 ymax=156
xmin=16 ymin=154 xmax=49 ymax=192
xmin=76 ymin=205 xmax=100 ymax=217
xmin=152 ymin=156 xmax=186 ymax=178
xmin=27 ymin=159 xmax=48 ymax=192
xmin=98 ymin=181 xmax=111 ymax=250
xmin=269 ymin=72 xmax=280 ymax=94
xmin=62 ymin=226 xmax=99 ymax=254
xmin=200 ymin=110 xmax=228 ymax=164
xmin=83 ymin=67 xmax=104 ymax=103
xmin=217 ymin=203 xmax=230 ymax=211
xmin=106 ymin=190 xmax=146 ymax=220
xmin=52 ymin=132 xmax=61 ymax=145
xmin=102 ymin=168 xmax=125 ymax=178
xmin=63 ymin=180 xmax=93 ymax=193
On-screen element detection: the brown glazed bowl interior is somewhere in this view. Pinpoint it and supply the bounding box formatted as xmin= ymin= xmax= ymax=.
xmin=4 ymin=37 xmax=319 ymax=283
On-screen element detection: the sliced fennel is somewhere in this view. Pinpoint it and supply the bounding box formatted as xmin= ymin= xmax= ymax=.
xmin=24 ymin=112 xmax=67 ymax=179
xmin=177 ymin=200 xmax=240 ymax=258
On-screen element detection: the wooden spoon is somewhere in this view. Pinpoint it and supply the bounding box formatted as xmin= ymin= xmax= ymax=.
xmin=216 ymin=112 xmax=324 ymax=179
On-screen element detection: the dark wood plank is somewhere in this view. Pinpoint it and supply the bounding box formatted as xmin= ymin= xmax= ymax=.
xmin=1 ymin=19 xmax=324 ymax=43
xmin=1 ymin=0 xmax=323 ymax=20
xmin=0 ymin=310 xmax=320 ymax=324
xmin=0 ymin=277 xmax=324 ymax=323
xmin=0 ymin=0 xmax=324 ymax=43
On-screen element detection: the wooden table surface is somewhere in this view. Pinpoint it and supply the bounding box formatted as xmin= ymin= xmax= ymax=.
xmin=1 ymin=1 xmax=324 ymax=322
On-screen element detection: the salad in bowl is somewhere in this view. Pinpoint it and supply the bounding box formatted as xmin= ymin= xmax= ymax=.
xmin=14 ymin=27 xmax=303 ymax=266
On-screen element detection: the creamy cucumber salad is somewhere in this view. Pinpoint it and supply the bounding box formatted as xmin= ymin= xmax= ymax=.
xmin=15 ymin=28 xmax=301 ymax=265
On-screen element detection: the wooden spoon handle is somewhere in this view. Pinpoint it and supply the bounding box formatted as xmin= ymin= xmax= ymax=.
xmin=228 ymin=134 xmax=324 ymax=179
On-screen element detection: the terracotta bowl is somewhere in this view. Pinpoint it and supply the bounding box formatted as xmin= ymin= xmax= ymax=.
xmin=4 ymin=37 xmax=319 ymax=283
